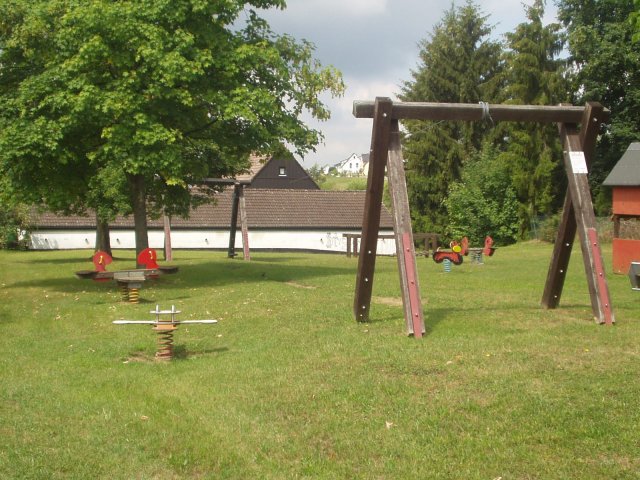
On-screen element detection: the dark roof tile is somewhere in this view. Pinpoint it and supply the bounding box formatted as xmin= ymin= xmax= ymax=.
xmin=603 ymin=143 xmax=640 ymax=187
xmin=31 ymin=189 xmax=394 ymax=230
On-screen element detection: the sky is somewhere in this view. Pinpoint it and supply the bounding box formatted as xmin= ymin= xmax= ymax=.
xmin=257 ymin=0 xmax=560 ymax=168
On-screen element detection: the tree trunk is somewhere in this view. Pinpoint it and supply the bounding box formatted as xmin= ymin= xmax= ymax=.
xmin=95 ymin=213 xmax=112 ymax=256
xmin=163 ymin=212 xmax=172 ymax=261
xmin=128 ymin=173 xmax=149 ymax=267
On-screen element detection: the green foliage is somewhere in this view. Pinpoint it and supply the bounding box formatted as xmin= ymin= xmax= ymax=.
xmin=557 ymin=0 xmax=640 ymax=214
xmin=0 ymin=205 xmax=30 ymax=250
xmin=632 ymin=0 xmax=640 ymax=41
xmin=305 ymin=163 xmax=327 ymax=186
xmin=320 ymin=175 xmax=369 ymax=191
xmin=444 ymin=143 xmax=519 ymax=246
xmin=400 ymin=1 xmax=502 ymax=233
xmin=494 ymin=0 xmax=568 ymax=237
xmin=0 ymin=0 xmax=344 ymax=251
xmin=536 ymin=213 xmax=561 ymax=243
xmin=346 ymin=178 xmax=367 ymax=190
xmin=0 ymin=179 xmax=31 ymax=249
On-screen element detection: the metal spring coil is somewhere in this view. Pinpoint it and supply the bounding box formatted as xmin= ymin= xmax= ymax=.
xmin=155 ymin=329 xmax=174 ymax=360
xmin=128 ymin=288 xmax=140 ymax=304
xmin=119 ymin=284 xmax=129 ymax=302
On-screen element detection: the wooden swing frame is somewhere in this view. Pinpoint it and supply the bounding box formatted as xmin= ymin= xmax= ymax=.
xmin=353 ymin=97 xmax=614 ymax=337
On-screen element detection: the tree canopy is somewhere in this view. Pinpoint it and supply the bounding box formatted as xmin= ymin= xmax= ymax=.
xmin=399 ymin=1 xmax=502 ymax=233
xmin=399 ymin=0 xmax=638 ymax=241
xmin=0 ymin=0 xmax=344 ymax=255
xmin=557 ymin=0 xmax=640 ymax=212
xmin=495 ymin=0 xmax=568 ymax=235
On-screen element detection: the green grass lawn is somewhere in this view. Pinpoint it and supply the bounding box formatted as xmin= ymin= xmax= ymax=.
xmin=1 ymin=242 xmax=639 ymax=479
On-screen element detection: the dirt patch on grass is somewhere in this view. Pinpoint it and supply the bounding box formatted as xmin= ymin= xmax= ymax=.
xmin=124 ymin=351 xmax=156 ymax=363
xmin=372 ymin=296 xmax=403 ymax=307
xmin=284 ymin=281 xmax=317 ymax=290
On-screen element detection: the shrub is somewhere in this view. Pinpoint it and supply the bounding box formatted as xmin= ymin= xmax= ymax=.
xmin=444 ymin=145 xmax=519 ymax=246
xmin=0 ymin=204 xmax=31 ymax=250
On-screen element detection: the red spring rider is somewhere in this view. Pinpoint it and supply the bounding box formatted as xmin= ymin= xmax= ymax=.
xmin=92 ymin=250 xmax=113 ymax=272
xmin=137 ymin=248 xmax=159 ymax=269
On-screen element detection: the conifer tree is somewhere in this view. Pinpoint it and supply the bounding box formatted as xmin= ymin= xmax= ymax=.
xmin=399 ymin=1 xmax=502 ymax=233
xmin=495 ymin=0 xmax=568 ymax=236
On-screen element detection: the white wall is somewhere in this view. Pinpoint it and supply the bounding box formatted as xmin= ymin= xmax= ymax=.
xmin=29 ymin=229 xmax=397 ymax=255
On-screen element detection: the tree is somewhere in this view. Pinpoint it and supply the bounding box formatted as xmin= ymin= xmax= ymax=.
xmin=399 ymin=1 xmax=502 ymax=233
xmin=632 ymin=0 xmax=640 ymax=41
xmin=0 ymin=178 xmax=31 ymax=250
xmin=444 ymin=142 xmax=519 ymax=246
xmin=494 ymin=0 xmax=568 ymax=236
xmin=0 ymin=0 xmax=344 ymax=261
xmin=305 ymin=164 xmax=327 ymax=186
xmin=557 ymin=0 xmax=640 ymax=213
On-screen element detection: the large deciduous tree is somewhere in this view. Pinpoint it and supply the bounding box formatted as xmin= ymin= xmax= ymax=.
xmin=399 ymin=1 xmax=502 ymax=233
xmin=0 ymin=0 xmax=343 ymax=260
xmin=557 ymin=0 xmax=640 ymax=212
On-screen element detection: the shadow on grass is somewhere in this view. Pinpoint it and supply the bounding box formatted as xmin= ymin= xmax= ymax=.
xmin=7 ymin=258 xmax=356 ymax=292
xmin=16 ymin=257 xmax=94 ymax=265
xmin=172 ymin=344 xmax=229 ymax=360
xmin=124 ymin=345 xmax=229 ymax=363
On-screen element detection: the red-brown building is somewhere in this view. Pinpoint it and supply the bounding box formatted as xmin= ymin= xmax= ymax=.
xmin=603 ymin=142 xmax=640 ymax=273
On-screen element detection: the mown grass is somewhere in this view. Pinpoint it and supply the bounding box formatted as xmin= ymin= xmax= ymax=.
xmin=1 ymin=242 xmax=639 ymax=479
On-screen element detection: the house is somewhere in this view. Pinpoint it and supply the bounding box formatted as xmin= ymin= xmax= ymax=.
xmin=334 ymin=153 xmax=366 ymax=176
xmin=28 ymin=189 xmax=396 ymax=255
xmin=603 ymin=142 xmax=640 ymax=273
xmin=361 ymin=153 xmax=370 ymax=176
xmin=237 ymin=154 xmax=319 ymax=189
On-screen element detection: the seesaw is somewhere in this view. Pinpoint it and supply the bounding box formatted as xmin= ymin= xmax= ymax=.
xmin=75 ymin=248 xmax=178 ymax=303
xmin=114 ymin=305 xmax=218 ymax=361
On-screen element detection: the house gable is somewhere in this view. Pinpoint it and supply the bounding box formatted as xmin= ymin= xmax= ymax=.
xmin=243 ymin=156 xmax=319 ymax=190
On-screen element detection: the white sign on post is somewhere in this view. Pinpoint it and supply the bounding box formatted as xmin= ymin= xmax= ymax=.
xmin=569 ymin=151 xmax=588 ymax=174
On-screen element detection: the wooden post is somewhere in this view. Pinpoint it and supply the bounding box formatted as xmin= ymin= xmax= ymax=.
xmin=387 ymin=120 xmax=425 ymax=336
xmin=163 ymin=213 xmax=172 ymax=262
xmin=542 ymin=103 xmax=613 ymax=324
xmin=228 ymin=183 xmax=240 ymax=258
xmin=354 ymin=97 xmax=392 ymax=322
xmin=238 ymin=185 xmax=250 ymax=261
xmin=613 ymin=215 xmax=620 ymax=238
xmin=541 ymin=193 xmax=576 ymax=309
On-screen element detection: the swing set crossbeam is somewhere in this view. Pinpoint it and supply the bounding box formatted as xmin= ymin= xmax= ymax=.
xmin=353 ymin=100 xmax=608 ymax=123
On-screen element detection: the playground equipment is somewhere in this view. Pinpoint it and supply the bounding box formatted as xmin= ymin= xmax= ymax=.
xmin=460 ymin=236 xmax=495 ymax=264
xmin=113 ymin=305 xmax=218 ymax=361
xmin=431 ymin=236 xmax=496 ymax=267
xmin=353 ymin=99 xmax=613 ymax=337
xmin=629 ymin=262 xmax=640 ymax=291
xmin=75 ymin=249 xmax=178 ymax=303
xmin=432 ymin=241 xmax=464 ymax=266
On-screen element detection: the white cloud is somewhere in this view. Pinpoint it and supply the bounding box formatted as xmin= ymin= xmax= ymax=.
xmin=282 ymin=0 xmax=388 ymax=17
xmin=264 ymin=0 xmax=562 ymax=167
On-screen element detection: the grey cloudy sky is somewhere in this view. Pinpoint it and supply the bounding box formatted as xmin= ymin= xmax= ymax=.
xmin=259 ymin=0 xmax=559 ymax=167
